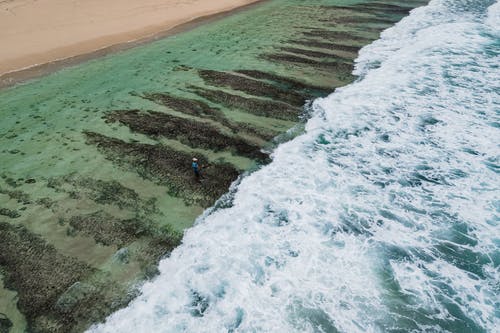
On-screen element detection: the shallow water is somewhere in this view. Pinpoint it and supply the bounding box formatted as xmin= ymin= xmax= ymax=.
xmin=2 ymin=0 xmax=421 ymax=331
xmin=89 ymin=0 xmax=499 ymax=332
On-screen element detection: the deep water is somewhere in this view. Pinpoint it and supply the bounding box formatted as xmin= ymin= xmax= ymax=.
xmin=85 ymin=0 xmax=498 ymax=331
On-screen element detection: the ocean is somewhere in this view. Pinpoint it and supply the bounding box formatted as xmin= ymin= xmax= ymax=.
xmin=88 ymin=0 xmax=500 ymax=332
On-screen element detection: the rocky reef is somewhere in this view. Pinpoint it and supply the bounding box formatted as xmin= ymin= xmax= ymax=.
xmin=0 ymin=0 xmax=428 ymax=331
xmin=84 ymin=131 xmax=240 ymax=207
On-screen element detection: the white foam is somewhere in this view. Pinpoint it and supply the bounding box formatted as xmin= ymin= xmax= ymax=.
xmin=486 ymin=0 xmax=500 ymax=29
xmin=89 ymin=0 xmax=500 ymax=332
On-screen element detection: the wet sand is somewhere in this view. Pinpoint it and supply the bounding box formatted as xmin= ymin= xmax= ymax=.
xmin=0 ymin=0 xmax=262 ymax=83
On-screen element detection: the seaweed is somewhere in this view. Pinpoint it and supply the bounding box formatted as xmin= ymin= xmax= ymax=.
xmin=190 ymin=86 xmax=300 ymax=121
xmin=84 ymin=131 xmax=241 ymax=207
xmin=0 ymin=222 xmax=93 ymax=332
xmin=279 ymin=47 xmax=353 ymax=64
xmin=198 ymin=69 xmax=306 ymax=107
xmin=105 ymin=109 xmax=267 ymax=160
xmin=286 ymin=39 xmax=361 ymax=53
xmin=234 ymin=69 xmax=331 ymax=96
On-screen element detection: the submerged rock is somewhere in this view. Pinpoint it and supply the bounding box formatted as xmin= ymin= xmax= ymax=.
xmin=35 ymin=197 xmax=55 ymax=209
xmin=69 ymin=212 xmax=152 ymax=247
xmin=0 ymin=208 xmax=20 ymax=219
xmin=0 ymin=222 xmax=94 ymax=332
xmin=55 ymin=282 xmax=97 ymax=313
xmin=0 ymin=188 xmax=31 ymax=204
xmin=105 ymin=109 xmax=267 ymax=161
xmin=286 ymin=39 xmax=362 ymax=53
xmin=142 ymin=93 xmax=224 ymax=121
xmin=142 ymin=92 xmax=277 ymax=140
xmin=0 ymin=313 xmax=12 ymax=333
xmin=302 ymin=28 xmax=371 ymax=43
xmin=235 ymin=69 xmax=331 ymax=97
xmin=84 ymin=131 xmax=241 ymax=207
xmin=198 ymin=69 xmax=306 ymax=107
xmin=262 ymin=53 xmax=353 ymax=73
xmin=191 ymin=86 xmax=300 ymax=121
xmin=279 ymin=47 xmax=353 ymax=64
xmin=112 ymin=248 xmax=130 ymax=264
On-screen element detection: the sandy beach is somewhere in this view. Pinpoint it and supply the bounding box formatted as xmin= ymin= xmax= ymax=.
xmin=0 ymin=0 xmax=260 ymax=78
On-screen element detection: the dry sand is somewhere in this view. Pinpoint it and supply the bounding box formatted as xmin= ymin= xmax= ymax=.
xmin=0 ymin=0 xmax=261 ymax=77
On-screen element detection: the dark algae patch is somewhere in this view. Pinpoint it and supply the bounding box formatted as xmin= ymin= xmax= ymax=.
xmin=0 ymin=222 xmax=93 ymax=332
xmin=278 ymin=47 xmax=354 ymax=64
xmin=262 ymin=53 xmax=354 ymax=74
xmin=142 ymin=93 xmax=280 ymax=140
xmin=191 ymin=86 xmax=300 ymax=121
xmin=198 ymin=69 xmax=306 ymax=106
xmin=234 ymin=69 xmax=331 ymax=97
xmin=84 ymin=131 xmax=240 ymax=207
xmin=104 ymin=109 xmax=267 ymax=160
xmin=0 ymin=313 xmax=12 ymax=333
xmin=47 ymin=173 xmax=153 ymax=212
xmin=286 ymin=39 xmax=362 ymax=54
xmin=142 ymin=93 xmax=222 ymax=119
xmin=0 ymin=208 xmax=20 ymax=219
xmin=0 ymin=0 xmax=429 ymax=331
xmin=301 ymin=29 xmax=372 ymax=43
xmin=68 ymin=212 xmax=151 ymax=247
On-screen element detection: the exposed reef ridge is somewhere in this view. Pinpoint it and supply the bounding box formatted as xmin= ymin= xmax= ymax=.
xmin=104 ymin=109 xmax=268 ymax=160
xmin=198 ymin=69 xmax=306 ymax=106
xmin=0 ymin=222 xmax=94 ymax=331
xmin=189 ymin=85 xmax=300 ymax=121
xmin=84 ymin=131 xmax=240 ymax=207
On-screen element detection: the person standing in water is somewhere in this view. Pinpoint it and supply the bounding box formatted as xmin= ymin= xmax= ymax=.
xmin=192 ymin=158 xmax=200 ymax=180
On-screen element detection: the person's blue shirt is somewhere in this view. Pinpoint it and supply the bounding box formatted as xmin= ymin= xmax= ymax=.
xmin=192 ymin=161 xmax=199 ymax=172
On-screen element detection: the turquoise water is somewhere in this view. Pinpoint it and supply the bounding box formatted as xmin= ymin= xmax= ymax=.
xmin=0 ymin=0 xmax=369 ymax=230
xmin=89 ymin=0 xmax=500 ymax=332
xmin=2 ymin=0 xmax=416 ymax=331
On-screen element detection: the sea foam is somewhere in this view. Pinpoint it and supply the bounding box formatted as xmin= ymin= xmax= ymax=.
xmin=89 ymin=0 xmax=500 ymax=332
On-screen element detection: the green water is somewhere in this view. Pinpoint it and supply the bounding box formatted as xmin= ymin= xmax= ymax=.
xmin=0 ymin=0 xmax=419 ymax=331
xmin=0 ymin=0 xmax=368 ymax=257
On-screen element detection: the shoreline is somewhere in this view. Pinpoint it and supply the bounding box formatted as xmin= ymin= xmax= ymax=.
xmin=0 ymin=0 xmax=426 ymax=331
xmin=0 ymin=0 xmax=265 ymax=90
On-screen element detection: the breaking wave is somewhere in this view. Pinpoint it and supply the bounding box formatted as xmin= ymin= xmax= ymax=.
xmin=89 ymin=0 xmax=500 ymax=332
